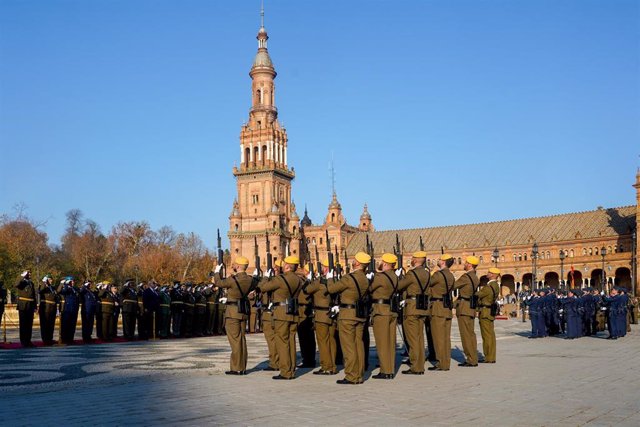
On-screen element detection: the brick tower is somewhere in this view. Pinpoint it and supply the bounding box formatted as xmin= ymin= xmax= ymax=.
xmin=228 ymin=7 xmax=300 ymax=268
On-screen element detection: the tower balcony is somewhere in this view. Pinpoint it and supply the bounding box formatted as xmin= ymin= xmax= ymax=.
xmin=250 ymin=104 xmax=278 ymax=115
xmin=233 ymin=162 xmax=295 ymax=179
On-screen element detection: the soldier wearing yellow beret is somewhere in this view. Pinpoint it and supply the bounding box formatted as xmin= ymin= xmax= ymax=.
xmin=428 ymin=254 xmax=456 ymax=371
xmin=214 ymin=256 xmax=254 ymax=375
xmin=303 ymin=259 xmax=337 ymax=375
xmin=327 ymin=251 xmax=371 ymax=384
xmin=397 ymin=251 xmax=430 ymax=374
xmin=453 ymin=256 xmax=480 ymax=367
xmin=476 ymin=267 xmax=500 ymax=363
xmin=369 ymin=253 xmax=400 ymax=379
xmin=257 ymin=256 xmax=304 ymax=379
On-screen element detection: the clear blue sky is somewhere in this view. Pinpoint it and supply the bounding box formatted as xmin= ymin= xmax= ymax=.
xmin=1 ymin=0 xmax=639 ymax=250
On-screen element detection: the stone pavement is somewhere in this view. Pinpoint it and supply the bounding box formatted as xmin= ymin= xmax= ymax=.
xmin=1 ymin=320 xmax=638 ymax=426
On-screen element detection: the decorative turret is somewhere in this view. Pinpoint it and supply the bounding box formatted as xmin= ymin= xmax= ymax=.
xmin=325 ymin=192 xmax=346 ymax=226
xmin=300 ymin=204 xmax=312 ymax=228
xmin=359 ymin=203 xmax=374 ymax=232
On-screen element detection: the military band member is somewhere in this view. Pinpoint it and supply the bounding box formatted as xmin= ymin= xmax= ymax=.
xmin=193 ymin=285 xmax=207 ymax=337
xmin=304 ymin=259 xmax=337 ymax=375
xmin=38 ymin=275 xmax=58 ymax=345
xmin=428 ymin=254 xmax=455 ymax=371
xmin=203 ymin=283 xmax=217 ymax=336
xmin=257 ymin=256 xmax=304 ymax=380
xmin=327 ymin=251 xmax=371 ymax=385
xmin=258 ymin=259 xmax=282 ymax=371
xmin=120 ymin=280 xmax=138 ymax=340
xmin=369 ymin=253 xmax=400 ymax=379
xmin=16 ymin=271 xmax=37 ymax=347
xmin=477 ymin=267 xmax=500 ymax=363
xmin=79 ymin=280 xmax=98 ymax=343
xmin=453 ymin=256 xmax=480 ymax=367
xmin=143 ymin=281 xmax=160 ymax=339
xmin=137 ymin=283 xmax=147 ymax=339
xmin=297 ymin=265 xmax=316 ymax=368
xmin=397 ymin=251 xmax=430 ymax=374
xmin=182 ymin=284 xmax=195 ymax=337
xmin=213 ymin=256 xmax=255 ymax=375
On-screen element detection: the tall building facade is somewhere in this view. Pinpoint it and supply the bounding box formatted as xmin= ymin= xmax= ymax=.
xmin=228 ymin=14 xmax=300 ymax=268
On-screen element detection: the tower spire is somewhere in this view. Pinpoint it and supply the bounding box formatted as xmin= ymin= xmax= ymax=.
xmin=260 ymin=0 xmax=265 ymax=28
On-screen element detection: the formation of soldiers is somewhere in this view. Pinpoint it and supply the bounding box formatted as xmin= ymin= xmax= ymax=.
xmin=8 ymin=271 xmax=230 ymax=347
xmin=209 ymin=251 xmax=502 ymax=384
xmin=522 ymin=286 xmax=637 ymax=340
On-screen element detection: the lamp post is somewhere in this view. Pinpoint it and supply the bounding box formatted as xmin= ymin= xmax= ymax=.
xmin=600 ymin=246 xmax=607 ymax=292
xmin=532 ymin=243 xmax=539 ymax=289
xmin=632 ymin=229 xmax=637 ymax=296
xmin=492 ymin=247 xmax=499 ymax=268
xmin=559 ymin=250 xmax=566 ymax=290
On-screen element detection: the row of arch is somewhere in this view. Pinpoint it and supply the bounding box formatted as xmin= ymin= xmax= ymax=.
xmin=496 ymin=267 xmax=632 ymax=294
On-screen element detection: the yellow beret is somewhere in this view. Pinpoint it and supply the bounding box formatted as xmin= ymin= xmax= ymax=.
xmin=103 ymin=280 xmax=111 ymax=286
xmin=489 ymin=267 xmax=501 ymax=275
xmin=466 ymin=256 xmax=480 ymax=266
xmin=354 ymin=251 xmax=371 ymax=265
xmin=235 ymin=256 xmax=249 ymax=265
xmin=274 ymin=259 xmax=282 ymax=267
xmin=441 ymin=254 xmax=453 ymax=261
xmin=284 ymin=256 xmax=300 ymax=265
xmin=412 ymin=251 xmax=427 ymax=258
xmin=320 ymin=259 xmax=330 ymax=268
xmin=381 ymin=253 xmax=398 ymax=264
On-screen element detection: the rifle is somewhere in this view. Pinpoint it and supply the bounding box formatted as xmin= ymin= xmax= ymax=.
xmin=395 ymin=233 xmax=404 ymax=277
xmin=314 ymin=244 xmax=322 ymax=276
xmin=335 ymin=244 xmax=342 ymax=280
xmin=367 ymin=235 xmax=376 ymax=273
xmin=254 ymin=236 xmax=262 ymax=278
xmin=265 ymin=233 xmax=273 ymax=279
xmin=325 ymin=230 xmax=335 ymax=281
xmin=419 ymin=236 xmax=425 ymax=251
xmin=344 ymin=248 xmax=350 ymax=274
xmin=216 ymin=229 xmax=226 ymax=278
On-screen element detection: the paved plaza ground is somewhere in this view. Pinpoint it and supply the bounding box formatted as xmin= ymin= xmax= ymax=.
xmin=1 ymin=319 xmax=638 ymax=426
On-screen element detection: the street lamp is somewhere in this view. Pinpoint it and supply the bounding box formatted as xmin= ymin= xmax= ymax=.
xmin=532 ymin=243 xmax=539 ymax=289
xmin=492 ymin=247 xmax=500 ymax=267
xmin=632 ymin=229 xmax=637 ymax=296
xmin=600 ymin=246 xmax=607 ymax=292
xmin=559 ymin=250 xmax=566 ymax=290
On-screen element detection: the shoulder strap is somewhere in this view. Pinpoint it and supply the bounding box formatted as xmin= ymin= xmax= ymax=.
xmin=440 ymin=270 xmax=451 ymax=295
xmin=231 ymin=276 xmax=246 ymax=299
xmin=281 ymin=275 xmax=297 ymax=297
xmin=409 ymin=268 xmax=430 ymax=294
xmin=348 ymin=274 xmax=362 ymax=299
xmin=466 ymin=273 xmax=478 ymax=294
xmin=489 ymin=282 xmax=497 ymax=302
xmin=381 ymin=271 xmax=398 ymax=293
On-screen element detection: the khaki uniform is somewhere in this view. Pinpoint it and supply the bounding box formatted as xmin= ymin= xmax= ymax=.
xmin=216 ymin=271 xmax=254 ymax=372
xmin=428 ymin=268 xmax=455 ymax=370
xmin=370 ymin=270 xmax=399 ymax=375
xmin=258 ymin=283 xmax=279 ymax=370
xmin=258 ymin=271 xmax=303 ymax=379
xmin=397 ymin=266 xmax=430 ymax=373
xmin=327 ymin=269 xmax=369 ymax=383
xmin=297 ymin=286 xmax=316 ymax=367
xmin=305 ymin=278 xmax=337 ymax=373
xmin=453 ymin=270 xmax=479 ymax=365
xmin=476 ymin=280 xmax=499 ymax=362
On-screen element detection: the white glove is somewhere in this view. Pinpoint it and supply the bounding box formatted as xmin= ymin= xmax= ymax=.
xmin=330 ymin=305 xmax=340 ymax=314
xmin=214 ymin=265 xmax=222 ymax=274
xmin=600 ymin=291 xmax=605 ymax=296
xmin=366 ymin=272 xmax=375 ymax=281
xmin=306 ymin=271 xmax=313 ymax=281
xmin=265 ymin=269 xmax=273 ymax=277
xmin=558 ymin=309 xmax=563 ymax=313
xmin=219 ymin=297 xmax=227 ymax=304
xmin=268 ymin=302 xmax=273 ymax=310
xmin=400 ymin=300 xmax=406 ymax=308
xmin=326 ymin=270 xmax=334 ymax=280
xmin=252 ymin=268 xmax=260 ymax=277
xmin=600 ymin=307 xmax=607 ymax=311
xmin=395 ymin=269 xmax=403 ymax=277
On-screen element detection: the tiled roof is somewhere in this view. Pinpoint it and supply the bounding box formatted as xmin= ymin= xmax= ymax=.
xmin=346 ymin=205 xmax=637 ymax=255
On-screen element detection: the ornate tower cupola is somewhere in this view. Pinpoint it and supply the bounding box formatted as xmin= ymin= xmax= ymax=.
xmin=229 ymin=4 xmax=296 ymax=266
xmin=326 ymin=192 xmax=346 ymax=226
xmin=359 ymin=203 xmax=374 ymax=232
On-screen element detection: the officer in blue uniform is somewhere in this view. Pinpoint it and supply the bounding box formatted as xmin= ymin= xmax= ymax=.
xmin=79 ymin=281 xmax=98 ymax=343
xmin=561 ymin=289 xmax=581 ymax=339
xmin=16 ymin=271 xmax=37 ymax=347
xmin=58 ymin=278 xmax=80 ymax=344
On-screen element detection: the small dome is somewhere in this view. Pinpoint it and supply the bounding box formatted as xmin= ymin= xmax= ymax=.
xmin=301 ymin=205 xmax=312 ymax=227
xmin=360 ymin=203 xmax=371 ymax=220
xmin=253 ymin=51 xmax=273 ymax=68
xmin=328 ymin=193 xmax=342 ymax=210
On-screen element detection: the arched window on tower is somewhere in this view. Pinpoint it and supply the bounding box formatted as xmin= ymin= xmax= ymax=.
xmin=245 ymin=147 xmax=250 ymax=167
xmin=293 ymin=226 xmax=297 ymax=235
xmin=524 ymin=253 xmax=527 ymax=261
xmin=256 ymin=89 xmax=262 ymax=104
xmin=253 ymin=147 xmax=259 ymax=165
xmin=331 ymin=213 xmax=336 ymax=222
xmin=262 ymin=145 xmax=267 ymax=165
